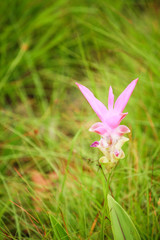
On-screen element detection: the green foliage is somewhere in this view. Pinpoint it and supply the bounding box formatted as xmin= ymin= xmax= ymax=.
xmin=0 ymin=0 xmax=159 ymax=239
xmin=108 ymin=195 xmax=141 ymax=240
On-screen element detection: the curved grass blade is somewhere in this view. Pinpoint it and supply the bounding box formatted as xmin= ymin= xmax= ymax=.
xmin=107 ymin=195 xmax=141 ymax=240
xmin=49 ymin=214 xmax=70 ymax=240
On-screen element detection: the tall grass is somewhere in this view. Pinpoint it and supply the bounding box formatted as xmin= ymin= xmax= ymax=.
xmin=0 ymin=0 xmax=159 ymax=239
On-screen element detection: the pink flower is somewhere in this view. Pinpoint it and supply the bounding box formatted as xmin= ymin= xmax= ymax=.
xmin=75 ymin=79 xmax=138 ymax=135
xmin=76 ymin=79 xmax=138 ymax=170
xmin=76 ymin=78 xmax=138 ymax=172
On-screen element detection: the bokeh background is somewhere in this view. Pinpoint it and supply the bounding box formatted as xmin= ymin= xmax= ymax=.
xmin=0 ymin=0 xmax=159 ymax=239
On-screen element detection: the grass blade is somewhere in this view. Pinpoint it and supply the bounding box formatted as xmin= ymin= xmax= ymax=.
xmin=49 ymin=214 xmax=70 ymax=240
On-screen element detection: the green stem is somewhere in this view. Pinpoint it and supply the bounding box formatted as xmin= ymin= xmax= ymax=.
xmin=100 ymin=166 xmax=112 ymax=240
xmin=100 ymin=165 xmax=113 ymax=196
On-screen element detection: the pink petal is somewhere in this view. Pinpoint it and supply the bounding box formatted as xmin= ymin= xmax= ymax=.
xmin=76 ymin=83 xmax=108 ymax=123
xmin=115 ymin=125 xmax=130 ymax=136
xmin=89 ymin=122 xmax=108 ymax=135
xmin=108 ymin=86 xmax=114 ymax=110
xmin=90 ymin=141 xmax=99 ymax=147
xmin=105 ymin=112 xmax=128 ymax=129
xmin=114 ymin=78 xmax=138 ymax=113
xmin=114 ymin=150 xmax=120 ymax=157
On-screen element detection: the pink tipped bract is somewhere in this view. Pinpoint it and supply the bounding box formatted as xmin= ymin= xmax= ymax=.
xmin=75 ymin=79 xmax=138 ymax=129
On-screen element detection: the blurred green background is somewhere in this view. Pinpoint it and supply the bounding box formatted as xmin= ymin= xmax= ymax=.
xmin=0 ymin=0 xmax=159 ymax=239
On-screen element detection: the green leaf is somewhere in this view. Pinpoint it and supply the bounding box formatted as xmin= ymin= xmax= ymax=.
xmin=49 ymin=214 xmax=70 ymax=240
xmin=107 ymin=195 xmax=141 ymax=240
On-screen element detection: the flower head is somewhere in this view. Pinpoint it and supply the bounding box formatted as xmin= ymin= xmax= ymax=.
xmin=76 ymin=79 xmax=138 ymax=171
xmin=76 ymin=78 xmax=138 ymax=130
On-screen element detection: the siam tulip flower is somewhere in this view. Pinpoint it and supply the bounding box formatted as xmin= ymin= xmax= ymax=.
xmin=76 ymin=79 xmax=138 ymax=171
